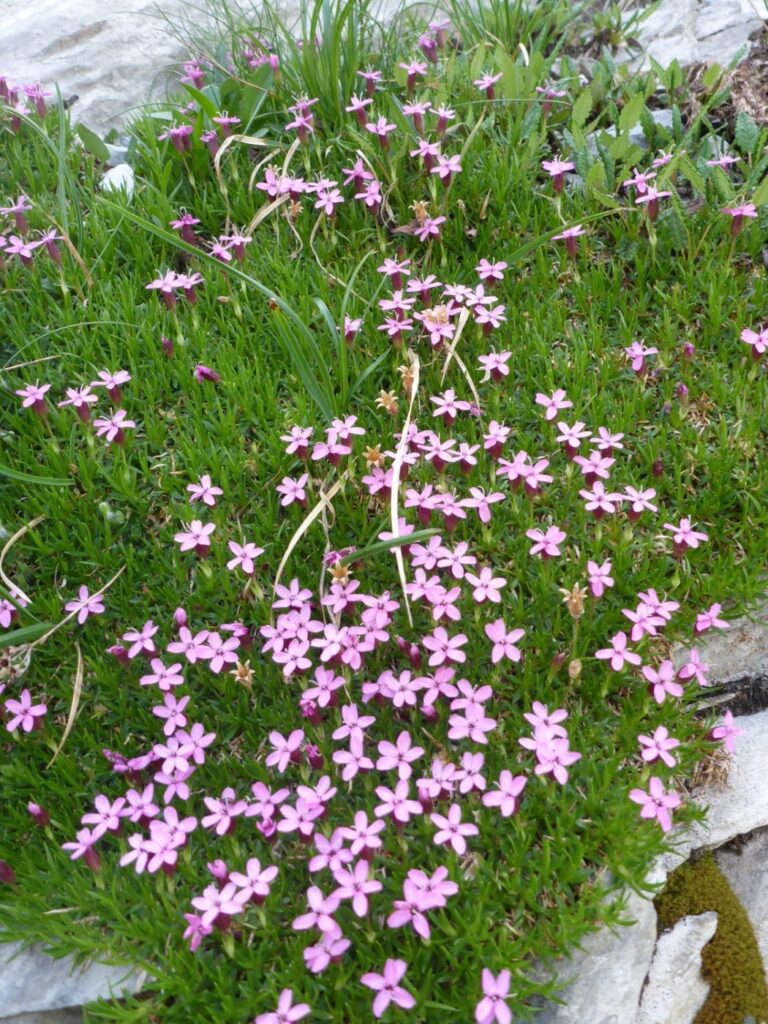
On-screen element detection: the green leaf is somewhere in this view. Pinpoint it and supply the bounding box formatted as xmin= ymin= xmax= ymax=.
xmin=340 ymin=529 xmax=439 ymax=565
xmin=0 ymin=624 xmax=53 ymax=649
xmin=679 ymin=155 xmax=706 ymax=193
xmin=76 ymin=123 xmax=110 ymax=162
xmin=180 ymin=83 xmax=219 ymax=121
xmin=735 ymin=111 xmax=760 ymax=158
xmin=751 ymin=172 xmax=768 ymax=208
xmin=619 ymin=92 xmax=645 ymax=134
xmin=0 ymin=464 xmax=71 ymax=486
xmin=702 ymin=62 xmax=724 ymax=90
xmin=585 ymin=160 xmax=607 ymax=192
xmin=571 ymin=86 xmax=593 ymax=129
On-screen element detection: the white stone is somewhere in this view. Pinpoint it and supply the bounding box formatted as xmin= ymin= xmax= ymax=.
xmin=532 ymin=890 xmax=658 ymax=1024
xmin=618 ymin=0 xmax=764 ymax=70
xmin=717 ymin=829 xmax=768 ymax=978
xmin=636 ymin=912 xmax=717 ymax=1024
xmin=678 ymin=603 xmax=768 ymax=689
xmin=0 ymin=941 xmax=142 ymax=1018
xmin=0 ymin=0 xmax=192 ymax=129
xmin=99 ymin=163 xmax=134 ymax=197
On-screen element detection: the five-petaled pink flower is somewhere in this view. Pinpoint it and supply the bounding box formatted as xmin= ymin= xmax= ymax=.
xmin=64 ymin=586 xmax=105 ymax=624
xmin=5 ymin=689 xmax=47 ymax=733
xmin=360 ymin=959 xmax=416 ymax=1019
xmin=255 ymin=988 xmax=310 ymax=1024
xmin=629 ymin=776 xmax=681 ymax=832
xmin=476 ymin=968 xmax=513 ymax=1024
xmin=526 ymin=525 xmax=566 ymax=558
xmin=430 ymin=803 xmax=478 ymax=854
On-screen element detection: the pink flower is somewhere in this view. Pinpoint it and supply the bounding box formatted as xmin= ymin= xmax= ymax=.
xmin=376 ymin=731 xmax=424 ymax=780
xmin=484 ymin=619 xmax=524 ymax=664
xmin=541 ymin=156 xmax=574 ymax=192
xmin=623 ymin=486 xmax=658 ymax=519
xmin=721 ymin=202 xmax=758 ymax=235
xmin=629 ymin=776 xmax=681 ymax=832
xmin=638 ymin=726 xmax=680 ymax=768
xmin=374 ymin=780 xmax=422 ymax=825
xmin=187 ymin=475 xmax=223 ymax=506
xmin=430 ymin=803 xmax=478 ymax=854
xmin=174 ymin=520 xmax=215 ymax=555
xmin=93 ymin=409 xmax=136 ymax=445
xmin=292 ymin=885 xmax=340 ymax=932
xmin=694 ymin=603 xmax=729 ymax=635
xmin=64 ymin=585 xmax=105 ymax=624
xmin=332 ymin=859 xmax=382 ymax=916
xmin=482 ymin=772 xmax=526 ymax=817
xmin=473 ymin=72 xmax=503 ymax=99
xmin=476 ymin=969 xmax=512 ymax=1024
xmin=422 ymin=627 xmax=468 ymax=667
xmin=5 ymin=689 xmax=47 ymax=732
xmin=277 ymin=473 xmax=309 ymax=507
xmin=709 ymin=710 xmax=744 ymax=753
xmin=642 ymin=661 xmax=684 ymax=704
xmin=201 ymin=787 xmax=248 ymax=835
xmin=595 ymin=631 xmax=641 ymax=672
xmin=255 ymin=989 xmax=310 ymax=1024
xmin=526 ymin=525 xmax=566 ymax=558
xmin=586 ymin=559 xmax=614 ymax=598
xmin=266 ymin=729 xmax=304 ymax=772
xmin=476 ymin=258 xmax=507 ymax=282
xmin=91 ymin=369 xmax=131 ymax=403
xmin=740 ymin=325 xmax=768 ymax=359
xmin=465 ymin=567 xmax=506 ymax=603
xmin=677 ymin=649 xmax=710 ymax=687
xmin=16 ymin=382 xmax=51 ymax=416
xmin=663 ymin=517 xmax=708 ymax=554
xmin=303 ymin=930 xmax=351 ymax=973
xmin=387 ymin=879 xmax=436 ymax=939
xmin=365 ymin=116 xmax=397 ymax=148
xmin=360 ymin=959 xmax=416 ymax=1019
xmin=533 ymin=737 xmax=581 ymax=784
xmin=635 ymin=186 xmax=671 ymax=221
xmin=552 ymin=224 xmax=586 ymax=258
xmin=58 ymin=386 xmax=98 ymax=422
xmin=123 ymin=619 xmax=158 ymax=658
xmin=535 ymin=388 xmax=573 ymax=421
xmin=227 ymin=541 xmax=264 ymax=576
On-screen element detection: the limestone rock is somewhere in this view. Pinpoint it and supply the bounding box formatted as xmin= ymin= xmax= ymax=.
xmin=99 ymin=163 xmax=135 ymax=197
xmin=636 ymin=912 xmax=717 ymax=1024
xmin=0 ymin=941 xmax=141 ymax=1018
xmin=716 ymin=829 xmax=768 ymax=978
xmin=680 ymin=603 xmax=768 ymax=691
xmin=0 ymin=0 xmax=191 ymax=129
xmin=532 ymin=890 xmax=657 ymax=1024
xmin=618 ymin=0 xmax=765 ymax=70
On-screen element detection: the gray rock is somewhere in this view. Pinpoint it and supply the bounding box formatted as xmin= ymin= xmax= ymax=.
xmin=0 ymin=0 xmax=191 ymax=129
xmin=716 ymin=829 xmax=768 ymax=978
xmin=99 ymin=163 xmax=135 ymax=197
xmin=0 ymin=941 xmax=141 ymax=1018
xmin=0 ymin=0 xmax=403 ymax=130
xmin=679 ymin=604 xmax=768 ymax=690
xmin=636 ymin=912 xmax=717 ymax=1024
xmin=104 ymin=141 xmax=130 ymax=166
xmin=2 ymin=1011 xmax=82 ymax=1024
xmin=648 ymin=708 xmax=768 ymax=888
xmin=532 ymin=890 xmax=657 ymax=1024
xmin=600 ymin=107 xmax=674 ymax=147
xmin=617 ymin=0 xmax=765 ymax=70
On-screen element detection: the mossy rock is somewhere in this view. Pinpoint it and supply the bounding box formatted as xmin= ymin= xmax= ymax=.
xmin=655 ymin=853 xmax=768 ymax=1024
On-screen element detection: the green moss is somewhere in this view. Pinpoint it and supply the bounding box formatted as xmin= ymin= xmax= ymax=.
xmin=655 ymin=853 xmax=768 ymax=1024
